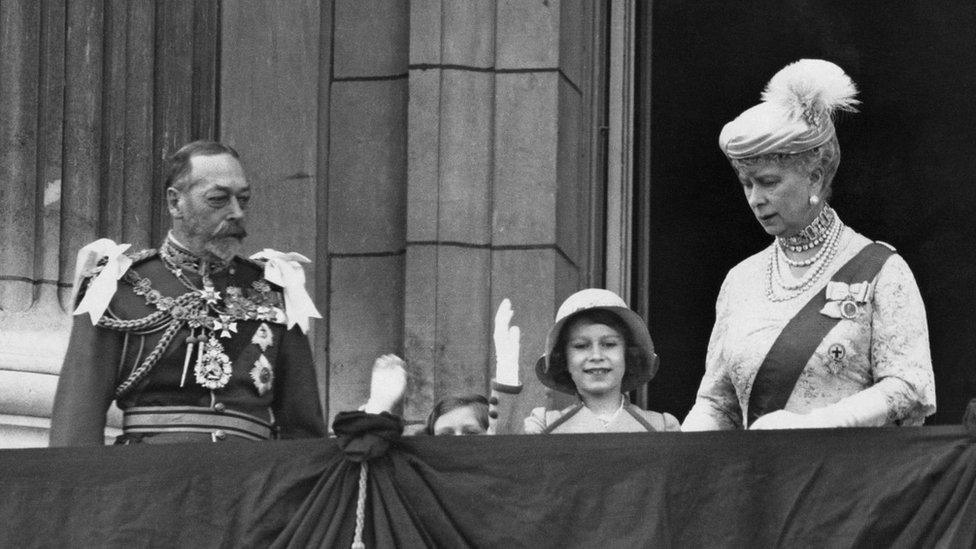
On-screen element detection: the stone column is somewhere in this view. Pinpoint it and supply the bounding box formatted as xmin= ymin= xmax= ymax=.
xmin=404 ymin=0 xmax=603 ymax=432
xmin=323 ymin=1 xmax=410 ymax=419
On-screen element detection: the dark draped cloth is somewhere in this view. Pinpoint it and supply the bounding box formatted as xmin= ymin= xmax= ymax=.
xmin=1 ymin=426 xmax=974 ymax=548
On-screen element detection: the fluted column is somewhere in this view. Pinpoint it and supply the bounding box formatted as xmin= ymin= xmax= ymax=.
xmin=0 ymin=0 xmax=219 ymax=447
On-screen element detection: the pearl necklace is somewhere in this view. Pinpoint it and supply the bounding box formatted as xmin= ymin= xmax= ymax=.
xmin=766 ymin=215 xmax=844 ymax=302
xmin=778 ymin=236 xmax=827 ymax=267
xmin=777 ymin=207 xmax=839 ymax=267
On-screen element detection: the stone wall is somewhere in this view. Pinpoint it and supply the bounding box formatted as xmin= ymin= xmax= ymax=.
xmin=0 ymin=0 xmax=607 ymax=446
xmin=402 ymin=0 xmax=606 ymax=431
xmin=223 ymin=0 xmax=607 ymax=430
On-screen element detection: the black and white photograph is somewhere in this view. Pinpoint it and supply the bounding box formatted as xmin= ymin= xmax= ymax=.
xmin=0 ymin=1 xmax=974 ymax=546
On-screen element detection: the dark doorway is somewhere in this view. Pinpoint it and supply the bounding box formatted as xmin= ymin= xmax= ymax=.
xmin=637 ymin=0 xmax=976 ymax=424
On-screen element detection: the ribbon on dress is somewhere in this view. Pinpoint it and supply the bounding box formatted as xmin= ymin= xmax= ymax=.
xmin=72 ymin=239 xmax=133 ymax=324
xmin=250 ymin=249 xmax=322 ymax=333
xmin=820 ymin=281 xmax=873 ymax=319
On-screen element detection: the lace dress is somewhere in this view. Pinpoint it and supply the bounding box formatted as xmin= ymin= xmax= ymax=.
xmin=683 ymin=226 xmax=936 ymax=430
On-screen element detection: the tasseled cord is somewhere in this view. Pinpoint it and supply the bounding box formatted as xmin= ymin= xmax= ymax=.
xmin=351 ymin=462 xmax=369 ymax=549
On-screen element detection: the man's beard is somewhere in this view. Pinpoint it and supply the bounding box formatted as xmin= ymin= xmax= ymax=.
xmin=203 ymin=221 xmax=247 ymax=262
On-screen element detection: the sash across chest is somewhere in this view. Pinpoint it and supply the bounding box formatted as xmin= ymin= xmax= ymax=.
xmin=746 ymin=243 xmax=894 ymax=427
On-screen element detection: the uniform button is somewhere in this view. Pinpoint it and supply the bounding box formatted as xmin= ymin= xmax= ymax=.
xmin=213 ymin=402 xmax=226 ymax=413
xmin=213 ymin=429 xmax=227 ymax=441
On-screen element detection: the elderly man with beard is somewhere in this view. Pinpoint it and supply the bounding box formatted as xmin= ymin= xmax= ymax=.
xmin=50 ymin=141 xmax=326 ymax=445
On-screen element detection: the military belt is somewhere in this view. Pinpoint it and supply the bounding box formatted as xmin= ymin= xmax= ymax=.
xmin=122 ymin=406 xmax=274 ymax=441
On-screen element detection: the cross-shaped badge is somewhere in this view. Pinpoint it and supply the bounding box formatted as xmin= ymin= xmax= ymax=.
xmin=828 ymin=343 xmax=846 ymax=361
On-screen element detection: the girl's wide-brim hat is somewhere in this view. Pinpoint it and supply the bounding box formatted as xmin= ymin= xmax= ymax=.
xmin=719 ymin=59 xmax=859 ymax=159
xmin=535 ymin=288 xmax=658 ymax=395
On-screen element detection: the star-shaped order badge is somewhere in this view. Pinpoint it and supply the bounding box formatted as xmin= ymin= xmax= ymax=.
xmin=251 ymin=322 xmax=274 ymax=352
xmin=250 ymin=354 xmax=274 ymax=396
xmin=213 ymin=314 xmax=238 ymax=339
xmin=200 ymin=285 xmax=221 ymax=305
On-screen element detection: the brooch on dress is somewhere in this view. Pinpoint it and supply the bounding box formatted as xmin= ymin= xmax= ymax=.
xmin=820 ymin=281 xmax=872 ymax=320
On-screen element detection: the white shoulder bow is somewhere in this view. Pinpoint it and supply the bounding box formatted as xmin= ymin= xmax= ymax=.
xmin=250 ymin=249 xmax=322 ymax=333
xmin=72 ymin=238 xmax=133 ymax=324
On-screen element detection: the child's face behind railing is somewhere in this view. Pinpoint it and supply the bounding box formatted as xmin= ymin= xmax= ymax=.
xmin=432 ymin=405 xmax=488 ymax=436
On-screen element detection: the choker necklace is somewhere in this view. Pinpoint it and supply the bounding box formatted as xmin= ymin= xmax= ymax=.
xmin=778 ymin=205 xmax=835 ymax=252
xmin=779 ymin=231 xmax=830 ymax=268
xmin=766 ymin=212 xmax=845 ymax=302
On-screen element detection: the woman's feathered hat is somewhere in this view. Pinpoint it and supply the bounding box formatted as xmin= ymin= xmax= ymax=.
xmin=719 ymin=59 xmax=859 ymax=159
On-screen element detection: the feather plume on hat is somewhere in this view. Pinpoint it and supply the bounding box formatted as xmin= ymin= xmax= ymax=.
xmin=719 ymin=59 xmax=860 ymax=158
xmin=760 ymin=59 xmax=860 ymax=128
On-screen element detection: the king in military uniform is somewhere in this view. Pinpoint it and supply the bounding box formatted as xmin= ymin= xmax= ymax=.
xmin=50 ymin=141 xmax=326 ymax=445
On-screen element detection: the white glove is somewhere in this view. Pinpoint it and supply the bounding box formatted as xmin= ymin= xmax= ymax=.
xmin=750 ymin=385 xmax=892 ymax=430
xmin=493 ymin=299 xmax=521 ymax=387
xmin=362 ymin=354 xmax=407 ymax=414
xmin=749 ymin=409 xmax=808 ymax=430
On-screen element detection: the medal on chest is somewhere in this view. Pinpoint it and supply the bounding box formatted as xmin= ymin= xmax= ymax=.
xmin=132 ymin=253 xmax=284 ymax=392
xmin=194 ymin=335 xmax=233 ymax=390
xmin=249 ymin=322 xmax=276 ymax=395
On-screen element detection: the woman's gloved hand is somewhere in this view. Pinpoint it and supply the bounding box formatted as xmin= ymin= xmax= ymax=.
xmin=750 ymin=384 xmax=893 ymax=429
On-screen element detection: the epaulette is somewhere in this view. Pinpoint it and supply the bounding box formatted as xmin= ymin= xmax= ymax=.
xmin=80 ymin=248 xmax=154 ymax=284
xmin=237 ymin=254 xmax=268 ymax=272
xmin=72 ymin=239 xmax=139 ymax=323
xmin=113 ymin=249 xmax=158 ymax=290
xmin=246 ymin=250 xmax=321 ymax=332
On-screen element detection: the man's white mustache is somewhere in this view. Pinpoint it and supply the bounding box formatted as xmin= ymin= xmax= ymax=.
xmin=213 ymin=223 xmax=247 ymax=238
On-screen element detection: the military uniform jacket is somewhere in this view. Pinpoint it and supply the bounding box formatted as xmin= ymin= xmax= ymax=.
xmin=50 ymin=243 xmax=325 ymax=446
